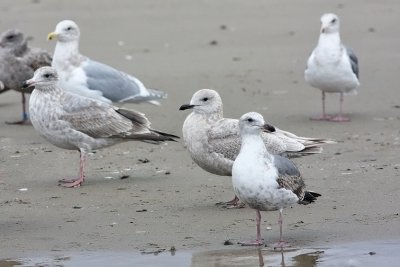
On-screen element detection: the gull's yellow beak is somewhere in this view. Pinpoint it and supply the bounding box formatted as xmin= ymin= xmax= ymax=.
xmin=47 ymin=32 xmax=58 ymax=41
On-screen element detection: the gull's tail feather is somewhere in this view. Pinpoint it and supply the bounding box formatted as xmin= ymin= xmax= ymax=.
xmin=285 ymin=145 xmax=324 ymax=158
xmin=299 ymin=191 xmax=321 ymax=205
xmin=115 ymin=108 xmax=150 ymax=130
xmin=277 ymin=128 xmax=336 ymax=145
xmin=119 ymin=88 xmax=167 ymax=105
xmin=148 ymin=88 xmax=167 ymax=99
xmin=124 ymin=130 xmax=179 ymax=143
xmin=275 ymin=128 xmax=336 ymax=158
xmin=115 ymin=108 xmax=179 ymax=142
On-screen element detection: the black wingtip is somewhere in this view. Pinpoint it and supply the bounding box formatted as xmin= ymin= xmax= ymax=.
xmin=299 ymin=191 xmax=321 ymax=205
xmin=152 ymin=130 xmax=180 ymax=142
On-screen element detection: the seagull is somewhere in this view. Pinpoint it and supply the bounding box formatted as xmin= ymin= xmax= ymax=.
xmin=47 ymin=20 xmax=166 ymax=105
xmin=232 ymin=112 xmax=319 ymax=247
xmin=179 ymin=89 xmax=331 ymax=206
xmin=0 ymin=29 xmax=52 ymax=124
xmin=24 ymin=66 xmax=178 ymax=188
xmin=305 ymin=13 xmax=359 ymax=122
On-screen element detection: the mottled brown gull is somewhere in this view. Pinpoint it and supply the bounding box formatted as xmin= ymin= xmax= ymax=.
xmin=24 ymin=66 xmax=178 ymax=188
xmin=179 ymin=89 xmax=332 ymax=206
xmin=305 ymin=13 xmax=360 ymax=122
xmin=232 ymin=112 xmax=319 ymax=247
xmin=48 ymin=20 xmax=166 ymax=105
xmin=0 ymin=29 xmax=52 ymax=124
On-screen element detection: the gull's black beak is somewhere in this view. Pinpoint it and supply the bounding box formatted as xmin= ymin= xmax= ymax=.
xmin=179 ymin=104 xmax=196 ymax=110
xmin=22 ymin=79 xmax=34 ymax=90
xmin=262 ymin=123 xmax=275 ymax=133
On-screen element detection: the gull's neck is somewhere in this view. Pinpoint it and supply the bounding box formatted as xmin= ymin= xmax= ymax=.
xmin=194 ymin=108 xmax=223 ymax=122
xmin=35 ymin=83 xmax=63 ymax=94
xmin=317 ymin=31 xmax=342 ymax=52
xmin=52 ymin=40 xmax=82 ymax=70
xmin=14 ymin=42 xmax=28 ymax=57
xmin=240 ymin=133 xmax=273 ymax=162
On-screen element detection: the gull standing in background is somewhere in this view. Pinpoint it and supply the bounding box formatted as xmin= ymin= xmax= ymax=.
xmin=47 ymin=20 xmax=166 ymax=105
xmin=305 ymin=13 xmax=359 ymax=122
xmin=0 ymin=29 xmax=52 ymax=124
xmin=180 ymin=89 xmax=330 ymax=206
xmin=24 ymin=67 xmax=178 ymax=188
xmin=232 ymin=112 xmax=319 ymax=247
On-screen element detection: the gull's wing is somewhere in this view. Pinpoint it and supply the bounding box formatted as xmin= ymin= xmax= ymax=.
xmin=271 ymin=128 xmax=336 ymax=156
xmin=277 ymin=173 xmax=306 ymax=201
xmin=305 ymin=48 xmax=316 ymax=71
xmin=59 ymin=92 xmax=149 ymax=138
xmin=345 ymin=46 xmax=359 ymax=78
xmin=207 ymin=118 xmax=241 ymax=161
xmin=207 ymin=118 xmax=306 ymax=160
xmin=273 ymin=155 xmax=301 ymax=177
xmin=82 ymin=59 xmax=166 ymax=103
xmin=274 ymin=155 xmax=320 ymax=204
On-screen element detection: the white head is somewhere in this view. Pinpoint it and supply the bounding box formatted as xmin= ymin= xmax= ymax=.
xmin=238 ymin=112 xmax=275 ymax=136
xmin=320 ymin=13 xmax=340 ymax=34
xmin=47 ymin=20 xmax=80 ymax=42
xmin=23 ymin=66 xmax=59 ymax=90
xmin=179 ymin=89 xmax=223 ymax=115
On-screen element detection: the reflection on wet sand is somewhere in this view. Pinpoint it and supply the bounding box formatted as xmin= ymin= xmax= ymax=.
xmin=1 ymin=240 xmax=399 ymax=267
xmin=0 ymin=260 xmax=21 ymax=267
xmin=191 ymin=247 xmax=321 ymax=267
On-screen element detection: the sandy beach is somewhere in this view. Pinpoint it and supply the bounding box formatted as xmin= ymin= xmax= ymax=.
xmin=0 ymin=0 xmax=399 ymax=260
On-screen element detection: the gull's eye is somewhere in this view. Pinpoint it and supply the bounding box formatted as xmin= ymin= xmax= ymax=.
xmin=202 ymin=97 xmax=209 ymax=101
xmin=331 ymin=18 xmax=337 ymax=23
xmin=66 ymin=26 xmax=72 ymax=31
xmin=247 ymin=118 xmax=254 ymax=122
xmin=6 ymin=35 xmax=14 ymax=40
xmin=44 ymin=73 xmax=51 ymax=78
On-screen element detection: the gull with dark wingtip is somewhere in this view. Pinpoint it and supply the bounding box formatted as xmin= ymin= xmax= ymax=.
xmin=25 ymin=66 xmax=178 ymax=188
xmin=232 ymin=112 xmax=319 ymax=247
xmin=180 ymin=89 xmax=330 ymax=207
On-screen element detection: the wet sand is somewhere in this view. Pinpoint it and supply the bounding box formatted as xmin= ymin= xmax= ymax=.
xmin=2 ymin=240 xmax=400 ymax=266
xmin=0 ymin=0 xmax=400 ymax=259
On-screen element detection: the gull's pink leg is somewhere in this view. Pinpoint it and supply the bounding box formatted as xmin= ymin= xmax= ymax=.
xmin=239 ymin=209 xmax=264 ymax=246
xmin=330 ymin=92 xmax=350 ymax=122
xmin=310 ymin=91 xmax=332 ymax=121
xmin=225 ymin=195 xmax=240 ymax=205
xmin=311 ymin=91 xmax=331 ymax=120
xmin=59 ymin=150 xmax=86 ymax=188
xmin=273 ymin=209 xmax=290 ymax=249
xmin=216 ymin=195 xmax=245 ymax=208
xmin=6 ymin=93 xmax=30 ymax=125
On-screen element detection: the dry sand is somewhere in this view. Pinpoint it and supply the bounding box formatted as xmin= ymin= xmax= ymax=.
xmin=0 ymin=0 xmax=399 ymax=258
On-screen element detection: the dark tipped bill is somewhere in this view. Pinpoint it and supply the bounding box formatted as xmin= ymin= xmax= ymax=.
xmin=262 ymin=123 xmax=275 ymax=133
xmin=179 ymin=104 xmax=196 ymax=110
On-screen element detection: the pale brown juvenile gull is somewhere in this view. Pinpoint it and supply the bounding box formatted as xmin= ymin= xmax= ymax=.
xmin=179 ymin=89 xmax=332 ymax=206
xmin=24 ymin=66 xmax=178 ymax=188
xmin=305 ymin=13 xmax=360 ymax=122
xmin=0 ymin=29 xmax=52 ymax=124
xmin=48 ymin=20 xmax=166 ymax=105
xmin=232 ymin=112 xmax=319 ymax=247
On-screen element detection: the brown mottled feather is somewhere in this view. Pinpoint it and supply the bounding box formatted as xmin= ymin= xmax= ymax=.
xmin=277 ymin=174 xmax=306 ymax=202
